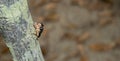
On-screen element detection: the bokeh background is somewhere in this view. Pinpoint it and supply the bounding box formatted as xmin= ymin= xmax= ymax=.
xmin=0 ymin=0 xmax=120 ymax=61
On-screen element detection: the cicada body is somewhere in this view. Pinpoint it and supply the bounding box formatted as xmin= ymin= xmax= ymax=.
xmin=33 ymin=22 xmax=44 ymax=39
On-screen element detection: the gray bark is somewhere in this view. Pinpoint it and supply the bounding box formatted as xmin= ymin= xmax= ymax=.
xmin=0 ymin=0 xmax=44 ymax=61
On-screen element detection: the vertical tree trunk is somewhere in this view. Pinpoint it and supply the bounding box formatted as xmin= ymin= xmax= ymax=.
xmin=0 ymin=0 xmax=44 ymax=61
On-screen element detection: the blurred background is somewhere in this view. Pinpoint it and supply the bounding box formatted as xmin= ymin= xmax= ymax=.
xmin=0 ymin=0 xmax=120 ymax=61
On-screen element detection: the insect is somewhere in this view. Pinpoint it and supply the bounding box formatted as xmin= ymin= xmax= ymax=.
xmin=33 ymin=22 xmax=44 ymax=39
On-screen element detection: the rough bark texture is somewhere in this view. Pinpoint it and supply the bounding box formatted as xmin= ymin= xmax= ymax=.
xmin=0 ymin=0 xmax=44 ymax=61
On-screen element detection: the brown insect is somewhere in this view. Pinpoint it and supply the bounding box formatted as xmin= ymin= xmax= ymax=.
xmin=33 ymin=22 xmax=44 ymax=39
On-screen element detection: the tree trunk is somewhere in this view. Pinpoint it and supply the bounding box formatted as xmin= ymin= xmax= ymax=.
xmin=0 ymin=0 xmax=44 ymax=61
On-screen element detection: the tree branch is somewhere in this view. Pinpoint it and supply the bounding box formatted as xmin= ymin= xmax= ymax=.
xmin=0 ymin=0 xmax=44 ymax=61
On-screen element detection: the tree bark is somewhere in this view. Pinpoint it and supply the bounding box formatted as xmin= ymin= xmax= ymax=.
xmin=0 ymin=0 xmax=44 ymax=61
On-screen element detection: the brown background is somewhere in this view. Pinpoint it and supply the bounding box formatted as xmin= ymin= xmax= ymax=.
xmin=0 ymin=0 xmax=120 ymax=61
